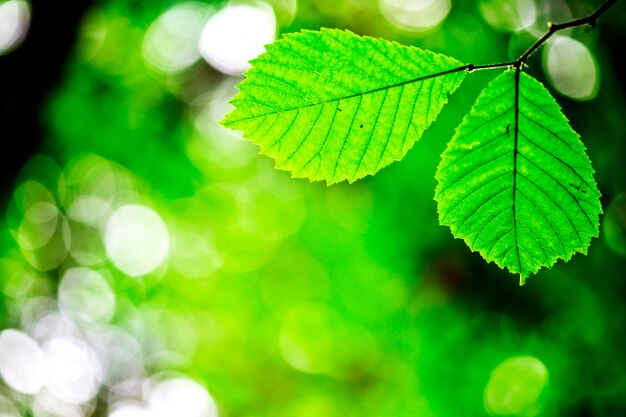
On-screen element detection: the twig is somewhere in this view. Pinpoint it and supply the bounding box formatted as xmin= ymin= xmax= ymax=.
xmin=467 ymin=0 xmax=620 ymax=72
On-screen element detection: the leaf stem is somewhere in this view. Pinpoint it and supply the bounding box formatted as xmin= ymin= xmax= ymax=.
xmin=467 ymin=61 xmax=517 ymax=72
xmin=466 ymin=0 xmax=620 ymax=73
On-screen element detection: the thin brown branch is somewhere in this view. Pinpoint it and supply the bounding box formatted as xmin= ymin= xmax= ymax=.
xmin=466 ymin=0 xmax=621 ymax=73
xmin=519 ymin=0 xmax=620 ymax=64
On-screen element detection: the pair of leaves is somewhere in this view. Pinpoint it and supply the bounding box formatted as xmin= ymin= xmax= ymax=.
xmin=222 ymin=29 xmax=601 ymax=283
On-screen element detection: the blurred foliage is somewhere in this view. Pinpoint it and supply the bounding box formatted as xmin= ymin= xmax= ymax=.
xmin=1 ymin=0 xmax=625 ymax=416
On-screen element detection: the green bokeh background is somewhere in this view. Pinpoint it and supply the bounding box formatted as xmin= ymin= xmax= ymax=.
xmin=1 ymin=0 xmax=625 ymax=416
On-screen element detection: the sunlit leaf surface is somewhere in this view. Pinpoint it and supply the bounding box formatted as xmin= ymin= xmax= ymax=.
xmin=436 ymin=70 xmax=601 ymax=283
xmin=223 ymin=28 xmax=467 ymax=184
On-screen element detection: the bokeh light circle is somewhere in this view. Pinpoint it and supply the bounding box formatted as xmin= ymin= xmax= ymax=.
xmin=58 ymin=267 xmax=116 ymax=325
xmin=0 ymin=329 xmax=46 ymax=394
xmin=147 ymin=377 xmax=218 ymax=417
xmin=544 ymin=36 xmax=599 ymax=101
xmin=484 ymin=355 xmax=548 ymax=416
xmin=31 ymin=311 xmax=82 ymax=343
xmin=104 ymin=204 xmax=170 ymax=277
xmin=43 ymin=337 xmax=103 ymax=404
xmin=479 ymin=0 xmax=536 ymax=32
xmin=17 ymin=202 xmax=71 ymax=272
xmin=603 ymin=192 xmax=626 ymax=256
xmin=87 ymin=326 xmax=144 ymax=386
xmin=142 ymin=2 xmax=213 ymax=74
xmin=379 ymin=0 xmax=451 ymax=33
xmin=67 ymin=195 xmax=112 ymax=225
xmin=33 ymin=388 xmax=86 ymax=417
xmin=199 ymin=2 xmax=276 ymax=75
xmin=0 ymin=0 xmax=30 ymax=55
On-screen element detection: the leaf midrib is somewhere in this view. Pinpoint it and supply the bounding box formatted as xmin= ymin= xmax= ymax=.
xmin=229 ymin=65 xmax=469 ymax=124
xmin=512 ymin=67 xmax=522 ymax=275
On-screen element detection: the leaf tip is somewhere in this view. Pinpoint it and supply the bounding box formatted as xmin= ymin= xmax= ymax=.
xmin=219 ymin=110 xmax=235 ymax=129
xmin=519 ymin=274 xmax=526 ymax=286
xmin=218 ymin=114 xmax=229 ymax=128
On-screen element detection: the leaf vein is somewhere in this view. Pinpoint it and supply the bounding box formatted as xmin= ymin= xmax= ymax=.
xmin=437 ymin=150 xmax=510 ymax=197
xmin=442 ymin=171 xmax=511 ymax=224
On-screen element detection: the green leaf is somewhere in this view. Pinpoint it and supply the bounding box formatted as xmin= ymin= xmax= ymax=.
xmin=435 ymin=69 xmax=601 ymax=284
xmin=222 ymin=28 xmax=467 ymax=184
